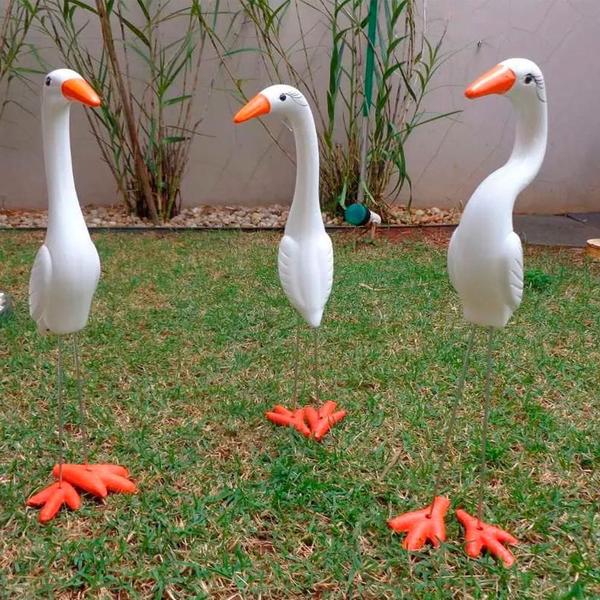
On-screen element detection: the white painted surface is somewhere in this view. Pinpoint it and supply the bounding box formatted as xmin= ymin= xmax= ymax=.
xmin=29 ymin=69 xmax=101 ymax=335
xmin=448 ymin=58 xmax=546 ymax=328
xmin=408 ymin=0 xmax=600 ymax=213
xmin=0 ymin=1 xmax=598 ymax=213
xmin=235 ymin=85 xmax=334 ymax=328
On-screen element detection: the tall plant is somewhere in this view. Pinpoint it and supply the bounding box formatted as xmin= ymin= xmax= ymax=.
xmin=38 ymin=0 xmax=231 ymax=223
xmin=0 ymin=0 xmax=41 ymax=120
xmin=237 ymin=0 xmax=456 ymax=216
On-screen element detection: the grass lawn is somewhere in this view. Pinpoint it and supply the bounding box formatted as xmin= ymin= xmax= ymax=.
xmin=0 ymin=231 xmax=598 ymax=599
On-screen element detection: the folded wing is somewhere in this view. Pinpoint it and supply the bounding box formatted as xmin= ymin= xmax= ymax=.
xmin=502 ymin=232 xmax=524 ymax=313
xmin=278 ymin=234 xmax=333 ymax=326
xmin=29 ymin=244 xmax=52 ymax=334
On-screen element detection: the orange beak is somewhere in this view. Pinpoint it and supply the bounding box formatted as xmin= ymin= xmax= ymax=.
xmin=233 ymin=94 xmax=271 ymax=124
xmin=61 ymin=78 xmax=101 ymax=107
xmin=465 ymin=64 xmax=516 ymax=99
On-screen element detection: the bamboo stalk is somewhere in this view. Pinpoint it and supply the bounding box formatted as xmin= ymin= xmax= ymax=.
xmin=94 ymin=0 xmax=159 ymax=224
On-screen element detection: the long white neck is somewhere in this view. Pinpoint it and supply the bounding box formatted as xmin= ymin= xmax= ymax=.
xmin=284 ymin=109 xmax=324 ymax=237
xmin=42 ymin=99 xmax=86 ymax=234
xmin=504 ymin=94 xmax=547 ymax=193
xmin=463 ymin=94 xmax=547 ymax=237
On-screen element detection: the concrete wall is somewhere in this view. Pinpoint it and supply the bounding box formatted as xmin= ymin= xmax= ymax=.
xmin=408 ymin=0 xmax=600 ymax=213
xmin=0 ymin=0 xmax=599 ymax=214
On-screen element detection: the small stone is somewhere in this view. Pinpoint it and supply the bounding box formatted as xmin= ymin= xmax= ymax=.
xmin=0 ymin=203 xmax=462 ymax=228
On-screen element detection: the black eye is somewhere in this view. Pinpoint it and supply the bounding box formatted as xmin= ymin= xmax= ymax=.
xmin=524 ymin=75 xmax=533 ymax=84
xmin=45 ymin=76 xmax=51 ymax=86
xmin=279 ymin=93 xmax=286 ymax=101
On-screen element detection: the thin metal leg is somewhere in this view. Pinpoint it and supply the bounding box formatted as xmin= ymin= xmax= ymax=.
xmin=56 ymin=336 xmax=65 ymax=486
xmin=291 ymin=320 xmax=300 ymax=403
xmin=477 ymin=327 xmax=496 ymax=524
xmin=313 ymin=327 xmax=320 ymax=405
xmin=428 ymin=325 xmax=477 ymax=514
xmin=72 ymin=332 xmax=89 ymax=465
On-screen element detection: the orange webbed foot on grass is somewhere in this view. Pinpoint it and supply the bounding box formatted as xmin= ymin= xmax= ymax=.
xmin=456 ymin=508 xmax=518 ymax=567
xmin=52 ymin=464 xmax=138 ymax=498
xmin=266 ymin=401 xmax=346 ymax=440
xmin=266 ymin=405 xmax=312 ymax=436
xmin=27 ymin=481 xmax=81 ymax=523
xmin=311 ymin=401 xmax=347 ymax=441
xmin=388 ymin=496 xmax=450 ymax=550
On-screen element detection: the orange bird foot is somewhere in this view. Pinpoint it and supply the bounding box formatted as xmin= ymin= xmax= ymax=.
xmin=456 ymin=509 xmax=518 ymax=567
xmin=266 ymin=405 xmax=311 ymax=436
xmin=52 ymin=464 xmax=138 ymax=498
xmin=266 ymin=401 xmax=346 ymax=440
xmin=27 ymin=481 xmax=81 ymax=523
xmin=309 ymin=401 xmax=347 ymax=441
xmin=388 ymin=496 xmax=450 ymax=550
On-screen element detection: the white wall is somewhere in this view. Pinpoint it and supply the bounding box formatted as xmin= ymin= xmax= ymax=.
xmin=0 ymin=0 xmax=599 ymax=214
xmin=407 ymin=0 xmax=600 ymax=213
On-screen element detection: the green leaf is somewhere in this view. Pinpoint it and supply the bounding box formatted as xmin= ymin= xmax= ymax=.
xmin=161 ymin=136 xmax=188 ymax=145
xmin=64 ymin=0 xmax=97 ymax=14
xmin=163 ymin=94 xmax=193 ymax=107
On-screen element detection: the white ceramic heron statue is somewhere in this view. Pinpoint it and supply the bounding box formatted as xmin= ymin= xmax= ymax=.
xmin=389 ymin=59 xmax=547 ymax=567
xmin=234 ymin=86 xmax=342 ymax=439
xmin=26 ymin=69 xmax=136 ymax=523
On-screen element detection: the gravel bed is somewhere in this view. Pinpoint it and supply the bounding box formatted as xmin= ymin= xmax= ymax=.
xmin=0 ymin=204 xmax=460 ymax=229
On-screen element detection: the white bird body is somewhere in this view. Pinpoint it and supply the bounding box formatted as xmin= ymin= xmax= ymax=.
xmin=276 ymin=86 xmax=333 ymax=328
xmin=448 ymin=58 xmax=547 ymax=328
xmin=235 ymin=84 xmax=333 ymax=328
xmin=29 ymin=69 xmax=101 ymax=335
xmin=278 ymin=231 xmax=333 ymax=329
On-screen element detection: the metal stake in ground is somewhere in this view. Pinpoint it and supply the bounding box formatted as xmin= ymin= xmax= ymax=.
xmin=428 ymin=325 xmax=476 ymax=515
xmin=56 ymin=336 xmax=65 ymax=485
xmin=292 ymin=321 xmax=301 ymax=403
xmin=477 ymin=327 xmax=495 ymax=524
xmin=73 ymin=332 xmax=90 ymax=466
xmin=313 ymin=327 xmax=320 ymax=405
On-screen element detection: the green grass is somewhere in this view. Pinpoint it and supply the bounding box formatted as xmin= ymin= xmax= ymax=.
xmin=0 ymin=231 xmax=598 ymax=599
